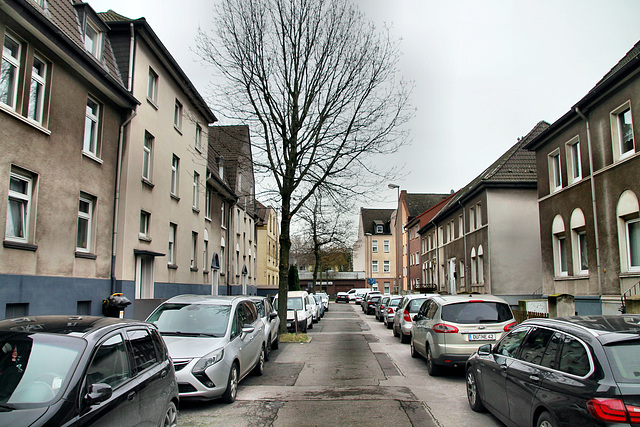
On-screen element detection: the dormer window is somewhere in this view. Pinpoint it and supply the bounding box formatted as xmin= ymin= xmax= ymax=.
xmin=84 ymin=20 xmax=102 ymax=59
xmin=376 ymin=225 xmax=383 ymax=234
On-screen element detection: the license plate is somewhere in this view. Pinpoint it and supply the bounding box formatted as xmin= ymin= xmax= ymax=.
xmin=469 ymin=333 xmax=495 ymax=341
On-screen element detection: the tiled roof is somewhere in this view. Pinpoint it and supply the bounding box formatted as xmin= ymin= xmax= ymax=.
xmin=587 ymin=40 xmax=640 ymax=97
xmin=360 ymin=208 xmax=395 ymax=235
xmin=414 ymin=192 xmax=457 ymax=230
xmin=403 ymin=193 xmax=450 ymax=218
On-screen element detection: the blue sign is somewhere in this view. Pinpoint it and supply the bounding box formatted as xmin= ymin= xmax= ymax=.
xmin=367 ymin=278 xmax=376 ymax=285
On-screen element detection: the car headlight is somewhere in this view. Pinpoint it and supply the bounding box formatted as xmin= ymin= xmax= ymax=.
xmin=192 ymin=348 xmax=224 ymax=374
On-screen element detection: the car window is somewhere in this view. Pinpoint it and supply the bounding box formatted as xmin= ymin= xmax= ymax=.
xmin=540 ymin=332 xmax=563 ymax=370
xmin=238 ymin=303 xmax=250 ymax=326
xmin=604 ymin=340 xmax=640 ymax=383
xmin=441 ymin=302 xmax=513 ymax=324
xmin=558 ymin=335 xmax=590 ymax=376
xmin=407 ymin=298 xmax=428 ymax=313
xmin=254 ymin=300 xmax=266 ymax=317
xmin=417 ymin=300 xmax=431 ymax=317
xmin=230 ymin=309 xmax=240 ymax=338
xmin=389 ymin=298 xmax=401 ymax=308
xmin=426 ymin=301 xmax=438 ymax=319
xmin=518 ymin=327 xmax=554 ymax=365
xmin=127 ymin=329 xmax=159 ymax=373
xmin=494 ymin=327 xmax=530 ymax=358
xmin=245 ymin=301 xmax=258 ymax=323
xmin=86 ymin=334 xmax=131 ymax=390
xmin=265 ymin=299 xmax=274 ymax=313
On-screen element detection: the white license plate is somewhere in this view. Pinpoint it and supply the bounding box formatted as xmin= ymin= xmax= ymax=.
xmin=469 ymin=333 xmax=495 ymax=341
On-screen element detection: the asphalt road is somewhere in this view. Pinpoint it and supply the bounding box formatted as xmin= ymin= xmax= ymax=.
xmin=177 ymin=302 xmax=504 ymax=426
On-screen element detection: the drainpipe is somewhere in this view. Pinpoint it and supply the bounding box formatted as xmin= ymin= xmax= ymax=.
xmin=459 ymin=200 xmax=467 ymax=291
xmin=575 ymin=107 xmax=603 ymax=296
xmin=127 ymin=23 xmax=135 ymax=92
xmin=111 ymin=108 xmax=137 ymax=294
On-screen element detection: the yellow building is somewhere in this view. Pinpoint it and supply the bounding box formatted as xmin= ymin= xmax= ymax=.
xmin=256 ymin=202 xmax=280 ymax=294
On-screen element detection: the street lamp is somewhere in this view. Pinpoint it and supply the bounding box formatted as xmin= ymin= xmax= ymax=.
xmin=388 ymin=183 xmax=400 ymax=293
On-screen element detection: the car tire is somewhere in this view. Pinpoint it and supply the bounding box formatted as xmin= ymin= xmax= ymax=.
xmin=308 ymin=320 xmax=314 ymax=329
xmin=410 ymin=336 xmax=419 ymax=358
xmin=537 ymin=411 xmax=557 ymax=427
xmin=466 ymin=368 xmax=486 ymax=412
xmin=272 ymin=332 xmax=280 ymax=350
xmin=302 ymin=320 xmax=307 ymax=333
xmin=161 ymin=401 xmax=178 ymax=427
xmin=426 ymin=346 xmax=441 ymax=376
xmin=386 ymin=321 xmax=392 ymax=330
xmin=252 ymin=345 xmax=265 ymax=376
xmin=221 ymin=363 xmax=239 ymax=403
xmin=265 ymin=338 xmax=272 ymax=362
xmin=400 ymin=331 xmax=410 ymax=344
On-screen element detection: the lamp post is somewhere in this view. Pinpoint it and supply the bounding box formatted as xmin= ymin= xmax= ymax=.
xmin=388 ymin=184 xmax=400 ymax=293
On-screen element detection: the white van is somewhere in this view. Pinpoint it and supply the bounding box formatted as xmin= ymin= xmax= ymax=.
xmin=273 ymin=291 xmax=313 ymax=332
xmin=346 ymin=287 xmax=376 ymax=303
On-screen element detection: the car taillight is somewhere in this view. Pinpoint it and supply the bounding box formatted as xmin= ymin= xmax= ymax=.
xmin=587 ymin=398 xmax=640 ymax=423
xmin=403 ymin=310 xmax=411 ymax=322
xmin=503 ymin=321 xmax=517 ymax=332
xmin=433 ymin=323 xmax=459 ymax=333
xmin=387 ymin=307 xmax=394 ymax=314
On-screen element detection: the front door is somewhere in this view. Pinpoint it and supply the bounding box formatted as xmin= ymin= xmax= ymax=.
xmin=448 ymin=258 xmax=456 ymax=295
xmin=135 ymin=256 xmax=154 ymax=299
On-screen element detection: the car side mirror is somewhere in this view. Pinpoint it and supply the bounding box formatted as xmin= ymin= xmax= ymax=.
xmin=84 ymin=383 xmax=112 ymax=406
xmin=241 ymin=324 xmax=255 ymax=338
xmin=413 ymin=314 xmax=420 ymax=321
xmin=269 ymin=312 xmax=278 ymax=320
xmin=478 ymin=344 xmax=492 ymax=356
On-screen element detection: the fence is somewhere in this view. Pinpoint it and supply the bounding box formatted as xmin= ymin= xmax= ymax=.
xmin=512 ymin=309 xmax=549 ymax=324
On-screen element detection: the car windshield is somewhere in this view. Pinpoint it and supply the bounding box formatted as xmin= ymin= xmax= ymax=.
xmin=407 ymin=298 xmax=429 ymax=313
xmin=273 ymin=297 xmax=304 ymax=311
xmin=441 ymin=302 xmax=513 ymax=324
xmin=389 ymin=298 xmax=401 ymax=307
xmin=604 ymin=340 xmax=640 ymax=383
xmin=0 ymin=333 xmax=85 ymax=408
xmin=147 ymin=303 xmax=230 ymax=336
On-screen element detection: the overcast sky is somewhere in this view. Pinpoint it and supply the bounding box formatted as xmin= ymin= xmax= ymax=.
xmin=90 ymin=0 xmax=640 ymax=208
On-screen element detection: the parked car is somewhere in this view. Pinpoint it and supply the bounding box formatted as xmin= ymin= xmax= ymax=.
xmin=347 ymin=288 xmax=370 ymax=303
xmin=250 ymin=296 xmax=280 ymax=361
xmin=466 ymin=315 xmax=640 ymax=427
xmin=313 ymin=294 xmax=325 ymax=318
xmin=307 ymin=293 xmax=320 ymax=324
xmin=316 ymin=292 xmax=330 ymax=311
xmin=393 ymin=294 xmax=437 ymax=343
xmin=0 ymin=315 xmax=178 ymax=427
xmin=361 ymin=291 xmax=382 ymax=312
xmin=411 ymin=294 xmax=515 ymax=376
xmin=146 ymin=295 xmax=266 ymax=403
xmin=375 ymin=295 xmax=391 ymax=321
xmin=336 ymin=292 xmax=350 ymax=303
xmin=384 ymin=296 xmax=403 ymax=329
xmin=274 ymin=291 xmax=313 ymax=332
xmin=365 ymin=295 xmax=382 ymax=315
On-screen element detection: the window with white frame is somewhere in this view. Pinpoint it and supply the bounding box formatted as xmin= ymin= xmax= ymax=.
xmin=460 ymin=260 xmax=465 ymax=278
xmin=205 ymin=185 xmax=213 ymax=220
xmin=372 ymin=260 xmax=379 ymax=273
xmin=220 ymin=244 xmax=225 ymax=274
xmin=203 ymin=239 xmax=208 ymax=271
xmin=192 ymin=172 xmax=200 ymax=209
xmin=372 ymin=239 xmax=378 ymax=252
xmin=195 ymin=124 xmax=202 ymax=151
xmin=5 ymin=170 xmax=34 ymax=243
xmin=142 ymin=131 xmax=153 ymax=181
xmin=470 ymin=248 xmax=477 ymax=284
xmin=76 ymin=194 xmax=94 ymax=252
xmin=549 ymin=150 xmax=562 ymax=193
xmin=376 ymin=225 xmax=383 ymax=233
xmin=191 ymin=232 xmax=198 ymax=269
xmin=1 ymin=34 xmax=21 ymax=110
xmin=458 ymin=215 xmax=463 ymax=237
xmin=617 ymin=190 xmax=640 ymax=273
xmin=236 ymin=208 xmax=240 ymax=234
xmin=627 ymin=219 xmax=640 ymax=272
xmin=83 ymin=97 xmax=100 ymax=157
xmin=566 ymin=137 xmax=582 ymax=184
xmin=475 ymin=204 xmax=482 ymax=228
xmin=611 ymin=103 xmax=635 ymax=161
xmin=170 ymin=155 xmax=179 ymax=196
xmin=552 ymin=215 xmax=568 ymax=277
xmin=147 ymin=67 xmax=158 ymax=104
xmin=469 ymin=207 xmax=475 ymax=231
xmin=221 ymin=201 xmax=226 ymax=228
xmin=84 ymin=20 xmax=102 ymax=59
xmin=28 ymin=55 xmax=46 ymax=124
xmin=384 ymin=240 xmax=390 ymax=252
xmin=168 ymin=223 xmax=176 ymax=265
xmin=570 ymin=208 xmax=588 ymax=275
xmin=139 ymin=210 xmax=150 ymax=238
xmin=173 ymin=99 xmax=182 ymax=130
xmin=477 ymin=245 xmax=484 ymax=283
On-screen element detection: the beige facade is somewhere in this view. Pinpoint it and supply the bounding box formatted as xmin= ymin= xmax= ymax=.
xmin=256 ymin=203 xmax=279 ymax=290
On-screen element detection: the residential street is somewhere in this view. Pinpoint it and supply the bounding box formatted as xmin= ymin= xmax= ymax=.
xmin=178 ymin=302 xmax=503 ymax=426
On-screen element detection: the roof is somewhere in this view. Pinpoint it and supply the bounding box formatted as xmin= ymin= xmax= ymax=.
xmin=403 ymin=193 xmax=450 ymax=218
xmin=0 ymin=315 xmax=138 ymax=335
xmin=360 ymin=208 xmax=395 ymax=235
xmin=412 ymin=192 xmax=457 ymax=231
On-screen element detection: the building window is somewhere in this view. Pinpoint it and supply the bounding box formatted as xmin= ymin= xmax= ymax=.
xmin=195 ymin=124 xmax=202 ymax=151
xmin=570 ymin=208 xmax=588 ymax=275
xmin=142 ymin=131 xmax=154 ymax=181
xmin=192 ymin=172 xmax=200 ymax=209
xmin=470 ymin=248 xmax=477 ymax=284
xmin=458 ymin=215 xmax=463 ymax=237
xmin=372 ymin=260 xmax=378 ymax=273
xmin=191 ymin=232 xmax=198 ymax=269
xmin=76 ymin=194 xmax=94 ymax=252
xmin=147 ymin=67 xmax=158 ymax=103
xmin=203 ymin=239 xmax=208 ymax=271
xmin=475 ymin=204 xmax=482 ymax=228
xmin=477 ymin=246 xmax=484 ymax=283
xmin=1 ymin=33 xmax=21 ymax=110
xmin=205 ymin=185 xmax=213 ymax=220
xmin=372 ymin=240 xmax=378 ymax=252
xmin=384 ymin=240 xmax=390 ymax=253
xmin=170 ymin=155 xmax=179 ymax=196
xmin=627 ymin=219 xmax=640 ymax=272
xmin=5 ymin=170 xmax=33 ymax=243
xmin=28 ymin=54 xmax=47 ymax=124
xmin=84 ymin=20 xmax=102 ymax=59
xmin=611 ymin=103 xmax=635 ymax=161
xmin=221 ymin=201 xmax=226 ymax=228
xmin=566 ymin=137 xmax=581 ymax=184
xmin=139 ymin=210 xmax=150 ymax=238
xmin=168 ymin=223 xmax=176 ymax=265
xmin=549 ymin=150 xmax=562 ymax=193
xmin=469 ymin=207 xmax=475 ymax=231
xmin=83 ymin=97 xmax=100 ymax=157
xmin=376 ymin=225 xmax=383 ymax=234
xmin=384 ymin=260 xmax=390 ymax=273
xmin=173 ymin=99 xmax=182 ymax=130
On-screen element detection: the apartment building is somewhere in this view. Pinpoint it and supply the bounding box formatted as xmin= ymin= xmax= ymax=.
xmin=255 ymin=201 xmax=279 ymax=295
xmin=353 ymin=208 xmax=397 ymax=293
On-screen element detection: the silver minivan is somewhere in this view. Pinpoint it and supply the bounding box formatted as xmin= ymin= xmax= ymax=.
xmin=146 ymin=295 xmax=266 ymax=402
xmin=392 ymin=294 xmax=438 ymax=343
xmin=410 ymin=294 xmax=516 ymax=376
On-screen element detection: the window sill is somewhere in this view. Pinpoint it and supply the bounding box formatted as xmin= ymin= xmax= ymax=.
xmin=203 ymin=270 xmax=209 ymax=274
xmin=195 ymin=146 xmax=203 ymax=155
xmin=75 ymin=251 xmax=97 ymax=260
xmin=191 ymin=267 xmax=198 ymax=272
xmin=0 ymin=104 xmax=51 ymax=135
xmin=174 ymin=126 xmax=183 ymax=135
xmin=192 ymin=207 xmax=200 ymax=214
xmin=205 ymin=216 xmax=212 ymax=223
xmin=138 ymin=235 xmax=152 ymax=242
xmin=170 ymin=193 xmax=180 ymax=202
xmin=3 ymin=240 xmax=37 ymax=251
xmin=619 ymin=271 xmax=640 ymax=278
xmin=168 ymin=264 xmax=178 ymax=270
xmin=82 ymin=150 xmax=104 ymax=164
xmin=142 ymin=177 xmax=155 ymax=188
xmin=146 ymin=97 xmax=158 ymax=110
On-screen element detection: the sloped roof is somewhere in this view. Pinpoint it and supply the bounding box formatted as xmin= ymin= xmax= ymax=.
xmin=403 ymin=193 xmax=450 ymax=218
xmin=360 ymin=208 xmax=395 ymax=235
xmin=413 ymin=192 xmax=457 ymax=232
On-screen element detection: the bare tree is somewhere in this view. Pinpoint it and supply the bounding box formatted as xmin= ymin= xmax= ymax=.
xmin=197 ymin=0 xmax=412 ymax=332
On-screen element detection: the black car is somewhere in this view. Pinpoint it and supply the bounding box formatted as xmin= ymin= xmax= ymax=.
xmin=365 ymin=295 xmax=382 ymax=315
xmin=466 ymin=315 xmax=640 ymax=427
xmin=336 ymin=293 xmax=350 ymax=303
xmin=0 ymin=316 xmax=178 ymax=426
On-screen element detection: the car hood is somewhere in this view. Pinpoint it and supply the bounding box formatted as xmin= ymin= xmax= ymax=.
xmin=0 ymin=406 xmax=49 ymax=426
xmin=161 ymin=335 xmax=226 ymax=359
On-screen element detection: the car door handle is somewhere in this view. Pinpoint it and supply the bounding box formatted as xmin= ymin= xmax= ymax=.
xmin=529 ymin=375 xmax=541 ymax=382
xmin=161 ymin=369 xmax=168 ymax=378
xmin=500 ymin=365 xmax=508 ymax=371
xmin=127 ymin=391 xmax=136 ymax=401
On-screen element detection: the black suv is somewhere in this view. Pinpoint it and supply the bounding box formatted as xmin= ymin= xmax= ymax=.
xmin=466 ymin=315 xmax=640 ymax=427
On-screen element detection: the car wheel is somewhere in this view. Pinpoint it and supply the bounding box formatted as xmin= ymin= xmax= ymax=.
xmin=221 ymin=363 xmax=239 ymax=403
xmin=466 ymin=368 xmax=486 ymax=412
xmin=308 ymin=320 xmax=314 ymax=329
xmin=265 ymin=338 xmax=272 ymax=362
xmin=410 ymin=336 xmax=419 ymax=358
xmin=386 ymin=321 xmax=392 ymax=330
xmin=537 ymin=411 xmax=557 ymax=427
xmin=302 ymin=320 xmax=308 ymax=333
xmin=426 ymin=346 xmax=441 ymax=376
xmin=252 ymin=345 xmax=265 ymax=376
xmin=161 ymin=401 xmax=177 ymax=427
xmin=272 ymin=332 xmax=280 ymax=350
xmin=400 ymin=331 xmax=410 ymax=344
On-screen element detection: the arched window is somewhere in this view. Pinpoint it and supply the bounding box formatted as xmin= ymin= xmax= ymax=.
xmin=477 ymin=245 xmax=484 ymax=284
xmin=552 ymin=215 xmax=568 ymax=276
xmin=617 ymin=190 xmax=640 ymax=272
xmin=570 ymin=208 xmax=588 ymax=275
xmin=470 ymin=247 xmax=477 ymax=284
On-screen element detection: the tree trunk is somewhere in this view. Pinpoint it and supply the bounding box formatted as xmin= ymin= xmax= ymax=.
xmin=277 ymin=195 xmax=292 ymax=334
